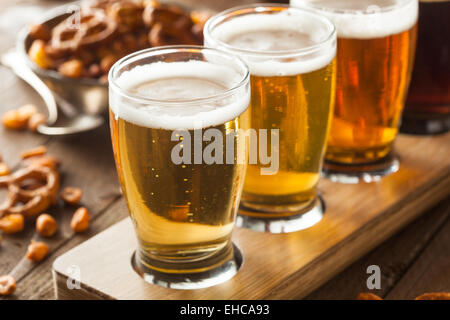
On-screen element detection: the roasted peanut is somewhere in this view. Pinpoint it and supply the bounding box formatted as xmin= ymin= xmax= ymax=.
xmin=86 ymin=64 xmax=102 ymax=78
xmin=0 ymin=275 xmax=16 ymax=296
xmin=26 ymin=240 xmax=49 ymax=262
xmin=28 ymin=113 xmax=47 ymax=132
xmin=36 ymin=213 xmax=58 ymax=237
xmin=28 ymin=39 xmax=53 ymax=69
xmin=17 ymin=104 xmax=38 ymax=120
xmin=0 ymin=162 xmax=10 ymax=176
xmin=190 ymin=10 xmax=211 ymax=26
xmin=58 ymin=59 xmax=83 ymax=78
xmin=356 ymin=293 xmax=382 ymax=300
xmin=2 ymin=104 xmax=38 ymax=130
xmin=0 ymin=214 xmax=25 ymax=234
xmin=415 ymin=292 xmax=450 ymax=300
xmin=61 ymin=187 xmax=83 ymax=205
xmin=100 ymin=54 xmax=118 ymax=73
xmin=21 ymin=145 xmax=47 ymax=159
xmin=71 ymin=207 xmax=90 ymax=232
xmin=2 ymin=109 xmax=28 ymax=130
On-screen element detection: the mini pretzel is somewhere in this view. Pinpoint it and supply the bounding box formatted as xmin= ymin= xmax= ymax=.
xmin=107 ymin=1 xmax=145 ymax=33
xmin=0 ymin=166 xmax=59 ymax=218
xmin=50 ymin=9 xmax=117 ymax=54
xmin=143 ymin=5 xmax=192 ymax=30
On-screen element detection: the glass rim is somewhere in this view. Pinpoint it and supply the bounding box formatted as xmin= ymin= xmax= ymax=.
xmin=291 ymin=0 xmax=417 ymax=15
xmin=204 ymin=3 xmax=337 ymax=58
xmin=108 ymin=45 xmax=250 ymax=106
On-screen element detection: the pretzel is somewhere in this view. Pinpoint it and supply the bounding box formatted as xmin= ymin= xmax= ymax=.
xmin=107 ymin=1 xmax=145 ymax=33
xmin=27 ymin=0 xmax=204 ymax=80
xmin=50 ymin=9 xmax=117 ymax=54
xmin=143 ymin=5 xmax=192 ymax=30
xmin=0 ymin=166 xmax=59 ymax=218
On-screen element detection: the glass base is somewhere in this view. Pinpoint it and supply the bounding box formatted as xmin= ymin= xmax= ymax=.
xmin=131 ymin=243 xmax=242 ymax=290
xmin=322 ymin=153 xmax=399 ymax=184
xmin=400 ymin=112 xmax=450 ymax=135
xmin=236 ymin=196 xmax=324 ymax=233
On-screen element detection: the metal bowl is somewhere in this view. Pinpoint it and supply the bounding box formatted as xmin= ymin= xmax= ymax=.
xmin=17 ymin=5 xmax=108 ymax=116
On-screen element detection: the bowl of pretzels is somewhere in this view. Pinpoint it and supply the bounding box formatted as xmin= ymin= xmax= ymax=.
xmin=18 ymin=0 xmax=210 ymax=115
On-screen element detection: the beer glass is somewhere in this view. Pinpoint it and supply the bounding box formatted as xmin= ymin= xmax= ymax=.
xmin=402 ymin=0 xmax=450 ymax=134
xmin=205 ymin=5 xmax=337 ymax=233
xmin=109 ymin=46 xmax=250 ymax=289
xmin=292 ymin=0 xmax=418 ymax=183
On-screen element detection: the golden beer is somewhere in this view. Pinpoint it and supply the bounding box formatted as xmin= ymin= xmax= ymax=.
xmin=109 ymin=47 xmax=250 ymax=288
xmin=292 ymin=0 xmax=418 ymax=181
xmin=205 ymin=5 xmax=337 ymax=232
xmin=243 ymin=65 xmax=335 ymax=213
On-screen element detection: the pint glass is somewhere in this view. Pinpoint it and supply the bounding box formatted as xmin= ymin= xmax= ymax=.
xmin=109 ymin=46 xmax=250 ymax=289
xmin=292 ymin=0 xmax=418 ymax=183
xmin=205 ymin=5 xmax=337 ymax=233
xmin=402 ymin=0 xmax=450 ymax=134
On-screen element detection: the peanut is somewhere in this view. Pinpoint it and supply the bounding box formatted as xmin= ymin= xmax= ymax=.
xmin=17 ymin=104 xmax=38 ymax=121
xmin=28 ymin=39 xmax=53 ymax=69
xmin=0 ymin=162 xmax=10 ymax=176
xmin=100 ymin=54 xmax=118 ymax=74
xmin=0 ymin=214 xmax=25 ymax=234
xmin=415 ymin=292 xmax=450 ymax=300
xmin=28 ymin=113 xmax=47 ymax=132
xmin=0 ymin=275 xmax=16 ymax=296
xmin=21 ymin=145 xmax=47 ymax=159
xmin=58 ymin=59 xmax=83 ymax=78
xmin=61 ymin=187 xmax=83 ymax=205
xmin=36 ymin=213 xmax=58 ymax=237
xmin=70 ymin=207 xmax=90 ymax=233
xmin=26 ymin=240 xmax=49 ymax=262
xmin=2 ymin=109 xmax=28 ymax=130
xmin=356 ymin=293 xmax=382 ymax=300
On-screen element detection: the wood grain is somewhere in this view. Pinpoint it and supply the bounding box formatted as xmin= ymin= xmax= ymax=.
xmin=385 ymin=213 xmax=450 ymax=299
xmin=52 ymin=132 xmax=450 ymax=299
xmin=306 ymin=198 xmax=450 ymax=299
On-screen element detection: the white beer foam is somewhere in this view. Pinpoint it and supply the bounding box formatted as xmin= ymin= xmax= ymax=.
xmin=110 ymin=60 xmax=249 ymax=130
xmin=291 ymin=0 xmax=418 ymax=39
xmin=206 ymin=10 xmax=336 ymax=76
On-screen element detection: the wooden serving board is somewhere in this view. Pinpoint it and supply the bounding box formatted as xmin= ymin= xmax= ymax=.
xmin=53 ymin=132 xmax=450 ymax=300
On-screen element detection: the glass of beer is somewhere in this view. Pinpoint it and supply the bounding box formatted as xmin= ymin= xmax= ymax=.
xmin=292 ymin=0 xmax=418 ymax=183
xmin=109 ymin=46 xmax=250 ymax=289
xmin=402 ymin=0 xmax=450 ymax=134
xmin=205 ymin=5 xmax=337 ymax=233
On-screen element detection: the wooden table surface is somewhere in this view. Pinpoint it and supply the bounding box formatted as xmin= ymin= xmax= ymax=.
xmin=0 ymin=0 xmax=449 ymax=300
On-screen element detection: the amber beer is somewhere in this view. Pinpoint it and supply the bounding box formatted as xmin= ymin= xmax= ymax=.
xmin=205 ymin=5 xmax=337 ymax=232
xmin=109 ymin=47 xmax=250 ymax=289
xmin=402 ymin=0 xmax=450 ymax=134
xmin=292 ymin=0 xmax=418 ymax=181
